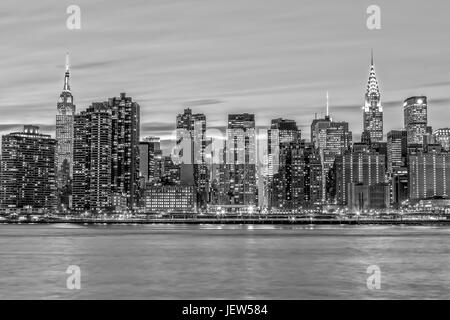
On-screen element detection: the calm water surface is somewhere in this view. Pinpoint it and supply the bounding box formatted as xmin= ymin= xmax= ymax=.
xmin=0 ymin=224 xmax=449 ymax=299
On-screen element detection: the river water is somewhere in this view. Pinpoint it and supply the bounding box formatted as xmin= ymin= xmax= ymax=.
xmin=0 ymin=224 xmax=449 ymax=299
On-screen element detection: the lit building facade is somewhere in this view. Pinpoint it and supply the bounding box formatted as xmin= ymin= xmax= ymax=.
xmin=409 ymin=151 xmax=450 ymax=200
xmin=333 ymin=150 xmax=386 ymax=205
xmin=433 ymin=128 xmax=450 ymax=151
xmin=143 ymin=185 xmax=196 ymax=213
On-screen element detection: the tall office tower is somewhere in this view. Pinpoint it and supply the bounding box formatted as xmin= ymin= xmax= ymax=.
xmin=387 ymin=130 xmax=408 ymax=174
xmin=304 ymin=144 xmax=323 ymax=206
xmin=139 ymin=137 xmax=161 ymax=184
xmin=56 ymin=53 xmax=76 ymax=209
xmin=404 ymin=96 xmax=428 ymax=145
xmin=160 ymin=156 xmax=181 ymax=185
xmin=322 ymin=121 xmax=352 ymax=201
xmin=269 ymin=140 xmax=321 ymax=211
xmin=108 ymin=93 xmax=140 ymax=209
xmin=310 ymin=94 xmax=352 ymax=202
xmin=363 ymin=51 xmax=383 ymax=142
xmin=174 ymin=108 xmax=208 ymax=209
xmin=333 ymin=149 xmax=386 ymax=205
xmin=0 ymin=126 xmax=57 ymax=213
xmin=222 ymin=113 xmax=257 ymax=206
xmin=409 ymin=149 xmax=450 ymax=200
xmin=311 ymin=93 xmax=332 ymax=150
xmin=267 ymin=118 xmax=300 ymax=177
xmin=433 ymin=128 xmax=450 ymax=151
xmin=387 ymin=130 xmax=408 ymax=205
xmin=270 ymin=140 xmax=306 ymax=211
xmin=72 ymin=103 xmax=112 ymax=212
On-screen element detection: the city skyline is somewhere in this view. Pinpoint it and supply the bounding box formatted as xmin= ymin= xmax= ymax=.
xmin=1 ymin=1 xmax=450 ymax=153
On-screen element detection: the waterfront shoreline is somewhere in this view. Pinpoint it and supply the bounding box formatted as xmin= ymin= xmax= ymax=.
xmin=1 ymin=218 xmax=449 ymax=225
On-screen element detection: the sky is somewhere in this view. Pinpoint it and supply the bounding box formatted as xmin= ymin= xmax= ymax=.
xmin=1 ymin=0 xmax=450 ymax=152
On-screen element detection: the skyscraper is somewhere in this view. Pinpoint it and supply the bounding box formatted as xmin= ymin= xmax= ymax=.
xmin=56 ymin=53 xmax=76 ymax=208
xmin=0 ymin=126 xmax=57 ymax=213
xmin=270 ymin=140 xmax=306 ymax=211
xmin=174 ymin=108 xmax=208 ymax=209
xmin=72 ymin=103 xmax=112 ymax=212
xmin=72 ymin=93 xmax=140 ymax=212
xmin=139 ymin=137 xmax=161 ymax=184
xmin=267 ymin=118 xmax=300 ymax=177
xmin=310 ymin=98 xmax=352 ymax=203
xmin=220 ymin=113 xmax=257 ymax=206
xmin=404 ymin=96 xmax=428 ymax=145
xmin=109 ymin=93 xmax=141 ymax=209
xmin=363 ymin=51 xmax=383 ymax=142
xmin=387 ymin=130 xmax=408 ymax=174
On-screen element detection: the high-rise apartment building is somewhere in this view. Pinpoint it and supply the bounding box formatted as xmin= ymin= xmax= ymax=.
xmin=72 ymin=103 xmax=112 ymax=212
xmin=0 ymin=126 xmax=57 ymax=213
xmin=72 ymin=93 xmax=140 ymax=212
xmin=108 ymin=93 xmax=141 ymax=209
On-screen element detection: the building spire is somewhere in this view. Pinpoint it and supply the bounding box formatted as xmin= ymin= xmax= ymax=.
xmin=371 ymin=48 xmax=374 ymax=66
xmin=65 ymin=52 xmax=70 ymax=72
xmin=366 ymin=51 xmax=380 ymax=100
xmin=63 ymin=52 xmax=71 ymax=92
xmin=326 ymin=91 xmax=329 ymax=117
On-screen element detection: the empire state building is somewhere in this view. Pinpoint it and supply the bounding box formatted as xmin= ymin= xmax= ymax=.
xmin=56 ymin=53 xmax=76 ymax=208
xmin=362 ymin=51 xmax=383 ymax=142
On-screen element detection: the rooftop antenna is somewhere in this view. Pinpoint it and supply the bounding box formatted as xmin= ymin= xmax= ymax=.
xmin=371 ymin=48 xmax=374 ymax=66
xmin=65 ymin=52 xmax=70 ymax=72
xmin=326 ymin=91 xmax=329 ymax=117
